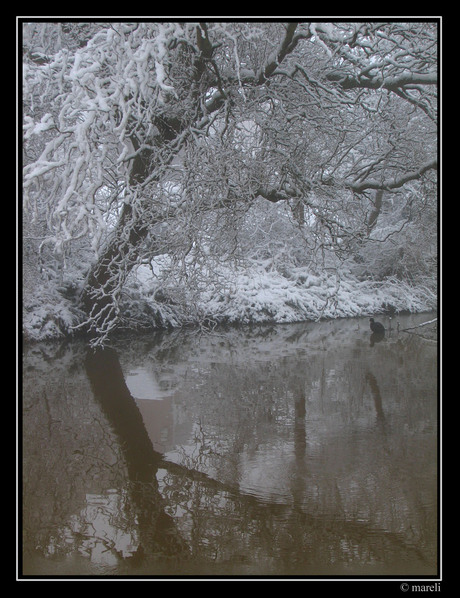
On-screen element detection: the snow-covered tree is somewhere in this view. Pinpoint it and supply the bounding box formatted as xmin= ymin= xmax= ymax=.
xmin=22 ymin=21 xmax=438 ymax=343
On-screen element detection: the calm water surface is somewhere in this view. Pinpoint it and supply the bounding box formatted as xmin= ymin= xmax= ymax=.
xmin=21 ymin=314 xmax=438 ymax=577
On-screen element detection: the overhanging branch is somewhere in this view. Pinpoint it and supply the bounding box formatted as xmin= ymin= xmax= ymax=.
xmin=326 ymin=71 xmax=437 ymax=91
xmin=349 ymin=159 xmax=437 ymax=193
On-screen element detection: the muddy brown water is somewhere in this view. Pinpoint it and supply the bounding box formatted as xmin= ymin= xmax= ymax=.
xmin=21 ymin=314 xmax=438 ymax=578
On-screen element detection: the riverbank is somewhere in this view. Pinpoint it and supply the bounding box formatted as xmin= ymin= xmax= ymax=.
xmin=22 ymin=263 xmax=437 ymax=343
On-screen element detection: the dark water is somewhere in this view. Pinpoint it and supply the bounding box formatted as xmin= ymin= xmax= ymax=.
xmin=21 ymin=314 xmax=438 ymax=578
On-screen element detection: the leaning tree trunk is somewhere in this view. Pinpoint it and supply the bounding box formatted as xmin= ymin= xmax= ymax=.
xmin=80 ymin=128 xmax=205 ymax=343
xmin=79 ymin=203 xmax=150 ymax=340
xmin=79 ymin=133 xmax=161 ymax=341
xmin=78 ymin=23 xmax=301 ymax=344
xmin=78 ymin=107 xmax=208 ymax=342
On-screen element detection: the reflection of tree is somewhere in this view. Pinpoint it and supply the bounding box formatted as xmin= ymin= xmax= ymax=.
xmin=64 ymin=490 xmax=139 ymax=565
xmin=86 ymin=345 xmax=433 ymax=572
xmin=22 ymin=342 xmax=134 ymax=571
xmin=144 ymin=326 xmax=436 ymax=573
xmin=365 ymin=371 xmax=386 ymax=426
xmin=85 ymin=347 xmax=189 ymax=559
xmin=22 ymin=318 xmax=437 ymax=575
xmin=158 ymin=462 xmax=433 ymax=575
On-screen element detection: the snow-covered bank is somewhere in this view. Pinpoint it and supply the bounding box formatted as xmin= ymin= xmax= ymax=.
xmin=198 ymin=265 xmax=437 ymax=325
xmin=22 ymin=262 xmax=437 ymax=343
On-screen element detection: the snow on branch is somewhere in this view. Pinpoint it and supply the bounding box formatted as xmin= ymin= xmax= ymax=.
xmin=401 ymin=318 xmax=437 ymax=331
xmin=21 ymin=22 xmax=438 ymax=344
xmin=350 ymin=160 xmax=437 ymax=193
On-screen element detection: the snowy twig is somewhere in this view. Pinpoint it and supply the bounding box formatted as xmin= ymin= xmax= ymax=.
xmin=401 ymin=317 xmax=437 ymax=332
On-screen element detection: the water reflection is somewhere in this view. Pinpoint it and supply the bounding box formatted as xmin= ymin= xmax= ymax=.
xmin=22 ymin=314 xmax=438 ymax=577
xmin=370 ymin=331 xmax=385 ymax=346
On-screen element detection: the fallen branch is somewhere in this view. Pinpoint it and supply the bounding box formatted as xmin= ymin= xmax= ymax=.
xmin=401 ymin=317 xmax=437 ymax=332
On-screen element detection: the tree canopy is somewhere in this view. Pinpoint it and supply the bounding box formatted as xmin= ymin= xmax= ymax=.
xmin=22 ymin=21 xmax=438 ymax=344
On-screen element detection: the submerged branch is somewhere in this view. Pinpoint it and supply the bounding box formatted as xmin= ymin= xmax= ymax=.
xmin=401 ymin=317 xmax=437 ymax=331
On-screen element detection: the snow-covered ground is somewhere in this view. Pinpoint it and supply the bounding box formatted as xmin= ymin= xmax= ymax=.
xmin=198 ymin=263 xmax=436 ymax=325
xmin=22 ymin=260 xmax=437 ymax=342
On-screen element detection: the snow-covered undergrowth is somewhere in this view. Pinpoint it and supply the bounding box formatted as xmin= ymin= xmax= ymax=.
xmin=199 ymin=264 xmax=437 ymax=325
xmin=22 ymin=260 xmax=437 ymax=342
xmin=22 ymin=280 xmax=83 ymax=342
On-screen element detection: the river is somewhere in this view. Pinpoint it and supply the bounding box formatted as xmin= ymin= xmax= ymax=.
xmin=21 ymin=313 xmax=438 ymax=578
